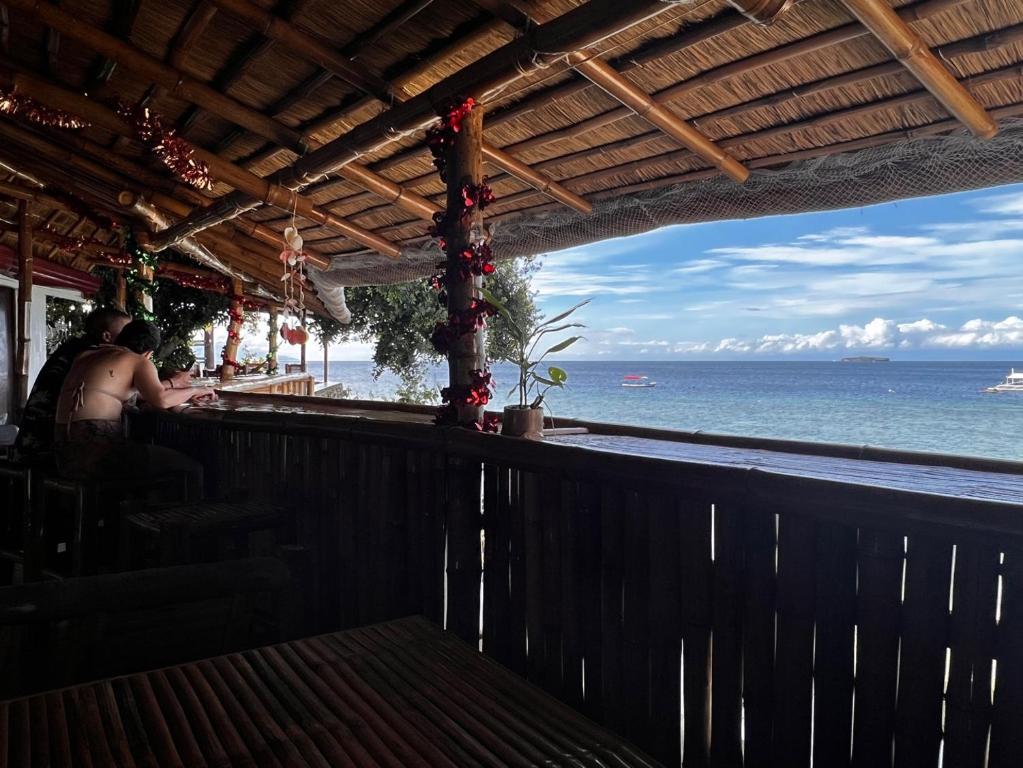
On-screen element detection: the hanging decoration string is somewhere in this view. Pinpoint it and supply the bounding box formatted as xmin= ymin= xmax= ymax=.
xmin=0 ymin=87 xmax=90 ymax=129
xmin=278 ymin=194 xmax=309 ymax=346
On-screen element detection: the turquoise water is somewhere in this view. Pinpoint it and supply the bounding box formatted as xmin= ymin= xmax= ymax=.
xmin=305 ymin=361 xmax=1023 ymax=461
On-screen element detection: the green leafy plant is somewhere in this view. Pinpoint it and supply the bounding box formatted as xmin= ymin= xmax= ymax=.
xmin=483 ymin=290 xmax=588 ymax=409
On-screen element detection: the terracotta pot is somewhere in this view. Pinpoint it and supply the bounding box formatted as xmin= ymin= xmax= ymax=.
xmin=502 ymin=406 xmax=544 ymax=439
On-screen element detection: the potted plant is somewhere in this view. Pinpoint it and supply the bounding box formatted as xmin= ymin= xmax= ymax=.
xmin=484 ymin=291 xmax=588 ymax=439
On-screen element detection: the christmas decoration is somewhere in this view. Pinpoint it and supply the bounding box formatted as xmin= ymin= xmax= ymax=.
xmin=0 ymin=87 xmax=90 ymax=129
xmin=425 ymin=96 xmax=500 ymax=432
xmin=116 ymin=101 xmax=212 ymax=190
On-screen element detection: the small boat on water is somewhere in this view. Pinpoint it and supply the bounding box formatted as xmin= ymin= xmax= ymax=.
xmin=622 ymin=374 xmax=657 ymax=388
xmin=983 ymin=368 xmax=1023 ymax=393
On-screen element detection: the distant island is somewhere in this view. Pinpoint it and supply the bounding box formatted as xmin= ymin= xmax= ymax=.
xmin=841 ymin=356 xmax=890 ymax=363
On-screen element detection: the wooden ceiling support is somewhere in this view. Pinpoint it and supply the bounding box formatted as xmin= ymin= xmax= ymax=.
xmin=5 ymin=73 xmax=397 ymax=260
xmin=5 ymin=0 xmax=307 ymax=153
xmin=148 ymin=0 xmax=679 ymax=245
xmin=838 ymin=0 xmax=998 ymax=138
xmin=567 ymin=54 xmax=748 ymax=183
xmin=208 ymin=0 xmax=591 ymax=213
xmin=5 ymin=1 xmax=440 ymax=228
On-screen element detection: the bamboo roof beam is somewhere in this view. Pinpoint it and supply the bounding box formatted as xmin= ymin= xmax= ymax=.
xmin=5 ymin=0 xmax=307 ymax=153
xmin=485 ymin=19 xmax=1023 ymax=182
xmin=837 ymin=0 xmax=997 ymax=138
xmin=0 ymin=118 xmax=333 ymax=272
xmin=3 ymin=2 xmax=440 ymax=228
xmin=177 ymin=0 xmax=308 ymax=134
xmin=393 ymin=0 xmax=745 ymax=186
xmin=153 ymin=0 xmax=669 ymax=247
xmin=374 ymin=0 xmax=969 ymax=173
xmin=3 ymin=72 xmax=398 ymax=260
xmin=206 ymin=0 xmax=591 ymax=213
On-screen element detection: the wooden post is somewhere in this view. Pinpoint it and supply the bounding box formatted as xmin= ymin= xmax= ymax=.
xmin=299 ymin=308 xmax=307 ymax=373
xmin=115 ymin=272 xmax=127 ymax=311
xmin=15 ymin=200 xmax=32 ymax=414
xmin=267 ymin=307 xmax=278 ymax=373
xmin=323 ymin=340 xmax=329 ymax=385
xmin=203 ymin=326 xmax=215 ymax=371
xmin=221 ymin=279 xmax=243 ymax=381
xmin=446 ymin=103 xmax=486 ymax=426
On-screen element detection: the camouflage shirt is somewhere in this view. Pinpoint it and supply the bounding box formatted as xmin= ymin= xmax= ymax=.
xmin=15 ymin=336 xmax=93 ymax=460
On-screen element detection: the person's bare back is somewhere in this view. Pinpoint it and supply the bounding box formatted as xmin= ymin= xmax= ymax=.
xmin=55 ymin=346 xmax=139 ymax=427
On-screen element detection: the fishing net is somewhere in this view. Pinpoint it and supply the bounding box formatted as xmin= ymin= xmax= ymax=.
xmin=310 ymin=117 xmax=1023 ymax=292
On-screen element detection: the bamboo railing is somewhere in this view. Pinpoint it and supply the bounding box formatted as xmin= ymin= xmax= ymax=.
xmin=138 ymin=404 xmax=1023 ymax=768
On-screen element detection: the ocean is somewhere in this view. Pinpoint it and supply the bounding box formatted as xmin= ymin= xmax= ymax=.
xmin=301 ymin=360 xmax=1023 ymax=462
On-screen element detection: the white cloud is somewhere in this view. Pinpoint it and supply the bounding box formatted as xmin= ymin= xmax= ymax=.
xmin=678 ymin=316 xmax=1023 ymax=355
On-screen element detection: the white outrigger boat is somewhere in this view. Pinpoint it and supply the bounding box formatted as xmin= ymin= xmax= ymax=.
xmin=984 ymin=368 xmax=1023 ymax=392
xmin=622 ymin=375 xmax=656 ymax=388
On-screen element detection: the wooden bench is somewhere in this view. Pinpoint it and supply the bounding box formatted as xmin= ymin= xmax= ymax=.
xmin=0 ymin=556 xmax=295 ymax=698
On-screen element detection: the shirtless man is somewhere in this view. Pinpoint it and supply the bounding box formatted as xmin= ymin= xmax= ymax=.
xmin=54 ymin=319 xmax=213 ymax=497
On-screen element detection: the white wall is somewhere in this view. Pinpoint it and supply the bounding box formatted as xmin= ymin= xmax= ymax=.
xmin=0 ymin=274 xmax=86 ymax=390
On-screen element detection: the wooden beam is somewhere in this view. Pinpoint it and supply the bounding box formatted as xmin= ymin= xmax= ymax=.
xmin=567 ymin=53 xmax=748 ymax=182
xmin=726 ymin=0 xmax=795 ymax=25
xmin=15 ymin=198 xmax=31 ymax=412
xmin=267 ymin=306 xmax=278 ymax=372
xmin=6 ymin=0 xmax=308 ymax=153
xmin=838 ymin=0 xmax=997 ymax=138
xmin=447 ymin=105 xmax=486 ymax=426
xmin=205 ymin=0 xmax=587 ymax=213
xmin=221 ymin=278 xmax=243 ymax=380
xmin=147 ymin=0 xmax=673 ymax=242
xmin=5 ymin=74 xmax=398 ymax=259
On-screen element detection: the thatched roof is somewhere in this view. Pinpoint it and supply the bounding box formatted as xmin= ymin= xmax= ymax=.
xmin=0 ymin=0 xmax=1021 ymax=302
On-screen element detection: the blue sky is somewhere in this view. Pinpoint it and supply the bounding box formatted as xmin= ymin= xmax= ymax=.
xmin=529 ymin=182 xmax=1023 ymax=360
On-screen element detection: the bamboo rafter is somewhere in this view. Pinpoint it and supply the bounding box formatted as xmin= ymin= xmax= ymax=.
xmin=4 ymin=0 xmax=437 ymax=239
xmin=207 ymin=0 xmax=592 ymax=214
xmin=838 ymin=0 xmax=997 ymax=138
xmin=141 ymin=1 xmax=690 ymax=249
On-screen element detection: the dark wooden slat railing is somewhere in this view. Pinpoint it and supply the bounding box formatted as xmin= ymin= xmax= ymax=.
xmin=135 ymin=405 xmax=1023 ymax=768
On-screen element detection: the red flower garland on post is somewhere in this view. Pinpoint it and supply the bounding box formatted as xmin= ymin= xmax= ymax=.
xmin=426 ymin=97 xmax=500 ymax=433
xmin=116 ymin=101 xmax=212 ymax=190
xmin=222 ymin=299 xmax=244 ymax=371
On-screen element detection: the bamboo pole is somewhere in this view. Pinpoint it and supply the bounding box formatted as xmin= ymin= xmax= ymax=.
xmin=204 ymin=327 xmax=215 ymax=371
xmin=205 ymin=0 xmax=592 ymax=214
xmin=4 ymin=73 xmax=398 ymax=259
xmin=129 ymin=0 xmax=676 ymax=242
xmin=115 ymin=272 xmax=127 ymax=311
xmin=299 ymin=309 xmax=307 ymax=373
xmin=5 ymin=0 xmax=306 ymax=153
xmin=15 ymin=199 xmax=32 ymax=413
xmin=447 ymin=105 xmax=486 ymax=426
xmin=566 ymin=53 xmax=748 ymax=183
xmin=221 ymin=279 xmax=244 ymax=381
xmin=267 ymin=307 xmax=278 ymax=373
xmin=838 ymin=0 xmax=997 ymax=138
xmin=323 ymin=340 xmax=328 ymax=385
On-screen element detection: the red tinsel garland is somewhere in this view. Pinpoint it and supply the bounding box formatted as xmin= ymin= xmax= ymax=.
xmin=116 ymin=101 xmax=212 ymax=190
xmin=425 ymin=97 xmax=477 ymax=182
xmin=0 ymin=88 xmax=90 ymax=129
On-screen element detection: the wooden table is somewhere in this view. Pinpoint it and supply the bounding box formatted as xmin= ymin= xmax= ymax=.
xmin=0 ymin=616 xmax=661 ymax=767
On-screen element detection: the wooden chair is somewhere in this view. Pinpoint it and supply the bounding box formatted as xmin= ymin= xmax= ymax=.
xmin=119 ymin=500 xmax=286 ymax=569
xmin=0 ymin=556 xmax=296 ymax=698
xmin=35 ymin=470 xmax=195 ymax=578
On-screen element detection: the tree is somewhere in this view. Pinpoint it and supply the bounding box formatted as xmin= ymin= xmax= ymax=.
xmin=331 ymin=257 xmax=539 ymax=403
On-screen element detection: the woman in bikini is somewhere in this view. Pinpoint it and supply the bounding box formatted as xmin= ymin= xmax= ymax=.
xmin=54 ymin=320 xmax=213 ymax=497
